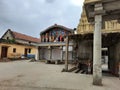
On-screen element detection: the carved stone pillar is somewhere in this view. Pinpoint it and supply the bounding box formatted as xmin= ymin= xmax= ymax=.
xmin=65 ymin=36 xmax=69 ymax=71
xmin=93 ymin=3 xmax=103 ymax=86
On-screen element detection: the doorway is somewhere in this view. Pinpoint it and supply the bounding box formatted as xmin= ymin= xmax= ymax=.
xmin=1 ymin=46 xmax=8 ymax=58
xmin=101 ymin=48 xmax=113 ymax=76
xmin=102 ymin=48 xmax=108 ymax=71
xmin=24 ymin=48 xmax=28 ymax=58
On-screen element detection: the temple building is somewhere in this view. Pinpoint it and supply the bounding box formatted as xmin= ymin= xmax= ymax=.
xmin=77 ymin=7 xmax=120 ymax=34
xmin=38 ymin=24 xmax=74 ymax=64
xmin=72 ymin=2 xmax=120 ymax=76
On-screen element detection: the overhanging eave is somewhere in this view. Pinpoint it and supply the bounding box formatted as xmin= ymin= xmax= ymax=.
xmin=84 ymin=0 xmax=120 ymax=22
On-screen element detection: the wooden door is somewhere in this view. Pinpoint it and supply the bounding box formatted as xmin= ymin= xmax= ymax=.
xmin=1 ymin=47 xmax=8 ymax=58
xmin=24 ymin=48 xmax=28 ymax=57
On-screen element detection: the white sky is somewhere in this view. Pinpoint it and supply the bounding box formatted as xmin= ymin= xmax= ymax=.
xmin=0 ymin=0 xmax=84 ymax=38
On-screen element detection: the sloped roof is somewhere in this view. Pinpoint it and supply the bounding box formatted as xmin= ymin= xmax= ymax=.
xmin=12 ymin=30 xmax=40 ymax=43
xmin=40 ymin=24 xmax=73 ymax=35
xmin=84 ymin=0 xmax=101 ymax=4
xmin=2 ymin=29 xmax=40 ymax=43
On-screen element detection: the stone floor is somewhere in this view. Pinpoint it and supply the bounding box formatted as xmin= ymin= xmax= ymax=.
xmin=0 ymin=60 xmax=119 ymax=90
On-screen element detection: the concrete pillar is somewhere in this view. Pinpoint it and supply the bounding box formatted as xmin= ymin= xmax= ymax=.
xmin=93 ymin=3 xmax=102 ymax=85
xmin=65 ymin=36 xmax=69 ymax=71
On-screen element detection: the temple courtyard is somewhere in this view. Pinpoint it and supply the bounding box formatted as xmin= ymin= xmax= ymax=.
xmin=0 ymin=60 xmax=119 ymax=90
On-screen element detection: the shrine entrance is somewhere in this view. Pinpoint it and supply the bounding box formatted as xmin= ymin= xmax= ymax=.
xmin=67 ymin=33 xmax=120 ymax=76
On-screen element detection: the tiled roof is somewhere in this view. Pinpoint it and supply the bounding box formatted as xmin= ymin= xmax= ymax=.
xmin=11 ymin=30 xmax=40 ymax=43
xmin=40 ymin=24 xmax=73 ymax=35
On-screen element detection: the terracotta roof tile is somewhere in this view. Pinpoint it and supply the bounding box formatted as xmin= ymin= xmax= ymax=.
xmin=11 ymin=31 xmax=40 ymax=43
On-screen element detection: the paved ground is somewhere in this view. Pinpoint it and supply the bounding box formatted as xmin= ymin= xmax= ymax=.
xmin=0 ymin=60 xmax=120 ymax=90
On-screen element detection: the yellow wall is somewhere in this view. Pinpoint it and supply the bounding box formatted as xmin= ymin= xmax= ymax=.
xmin=0 ymin=43 xmax=37 ymax=59
xmin=77 ymin=6 xmax=120 ymax=34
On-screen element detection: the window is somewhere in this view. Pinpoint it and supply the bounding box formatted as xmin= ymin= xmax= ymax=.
xmin=29 ymin=41 xmax=31 ymax=44
xmin=28 ymin=48 xmax=31 ymax=53
xmin=13 ymin=48 xmax=16 ymax=53
xmin=7 ymin=37 xmax=9 ymax=40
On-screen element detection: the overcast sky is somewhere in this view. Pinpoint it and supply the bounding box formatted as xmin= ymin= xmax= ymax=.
xmin=0 ymin=0 xmax=84 ymax=38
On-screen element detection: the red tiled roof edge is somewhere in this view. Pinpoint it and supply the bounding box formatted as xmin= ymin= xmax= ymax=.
xmin=11 ymin=30 xmax=40 ymax=43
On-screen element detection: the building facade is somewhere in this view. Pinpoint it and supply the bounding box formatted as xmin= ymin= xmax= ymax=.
xmin=76 ymin=3 xmax=120 ymax=76
xmin=38 ymin=24 xmax=74 ymax=64
xmin=0 ymin=29 xmax=40 ymax=61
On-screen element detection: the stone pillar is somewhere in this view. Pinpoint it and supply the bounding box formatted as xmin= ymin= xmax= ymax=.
xmin=93 ymin=3 xmax=103 ymax=85
xmin=35 ymin=46 xmax=39 ymax=60
xmin=50 ymin=48 xmax=52 ymax=60
xmin=48 ymin=46 xmax=52 ymax=60
xmin=60 ymin=46 xmax=63 ymax=62
xmin=118 ymin=61 xmax=120 ymax=79
xmin=65 ymin=36 xmax=69 ymax=71
xmin=0 ymin=46 xmax=1 ymax=59
xmin=38 ymin=47 xmax=41 ymax=60
xmin=45 ymin=46 xmax=52 ymax=64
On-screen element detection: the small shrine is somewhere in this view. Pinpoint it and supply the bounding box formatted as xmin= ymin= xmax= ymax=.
xmin=40 ymin=24 xmax=73 ymax=43
xmin=38 ymin=24 xmax=74 ymax=64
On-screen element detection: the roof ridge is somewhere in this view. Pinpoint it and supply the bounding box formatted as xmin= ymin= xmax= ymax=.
xmin=10 ymin=30 xmax=40 ymax=43
xmin=11 ymin=30 xmax=39 ymax=39
xmin=40 ymin=24 xmax=73 ymax=35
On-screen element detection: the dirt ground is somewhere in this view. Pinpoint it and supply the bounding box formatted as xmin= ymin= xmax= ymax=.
xmin=0 ymin=60 xmax=120 ymax=90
